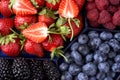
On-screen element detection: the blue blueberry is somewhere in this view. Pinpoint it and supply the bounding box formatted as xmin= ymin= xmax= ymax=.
xmin=108 ymin=39 xmax=120 ymax=52
xmin=65 ymin=53 xmax=74 ymax=64
xmin=71 ymin=51 xmax=82 ymax=63
xmin=107 ymin=71 xmax=116 ymax=78
xmin=78 ymin=44 xmax=90 ymax=56
xmin=114 ymin=55 xmax=120 ymax=63
xmin=59 ymin=63 xmax=69 ymax=71
xmin=98 ymin=62 xmax=110 ymax=73
xmin=96 ymin=72 xmax=106 ymax=80
xmin=114 ymin=33 xmax=120 ymax=41
xmin=88 ymin=37 xmax=102 ymax=50
xmin=78 ymin=34 xmax=89 ymax=44
xmin=75 ymin=73 xmax=88 ymax=80
xmin=94 ymin=51 xmax=107 ymax=63
xmin=108 ymin=51 xmax=116 ymax=58
xmin=61 ymin=72 xmax=73 ymax=80
xmin=85 ymin=54 xmax=93 ymax=63
xmin=98 ymin=43 xmax=110 ymax=54
xmin=108 ymin=60 xmax=114 ymax=66
xmin=82 ymin=62 xmax=97 ymax=76
xmin=100 ymin=31 xmax=113 ymax=40
xmin=112 ymin=63 xmax=120 ymax=72
xmin=88 ymin=31 xmax=99 ymax=39
xmin=68 ymin=63 xmax=81 ymax=76
xmin=104 ymin=77 xmax=113 ymax=80
xmin=90 ymin=77 xmax=97 ymax=80
xmin=71 ymin=42 xmax=79 ymax=51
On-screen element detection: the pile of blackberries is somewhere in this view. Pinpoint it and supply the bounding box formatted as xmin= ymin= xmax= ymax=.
xmin=59 ymin=31 xmax=120 ymax=80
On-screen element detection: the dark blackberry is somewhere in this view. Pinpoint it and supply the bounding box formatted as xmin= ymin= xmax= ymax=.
xmin=43 ymin=60 xmax=60 ymax=80
xmin=29 ymin=59 xmax=45 ymax=80
xmin=0 ymin=58 xmax=13 ymax=80
xmin=12 ymin=58 xmax=30 ymax=80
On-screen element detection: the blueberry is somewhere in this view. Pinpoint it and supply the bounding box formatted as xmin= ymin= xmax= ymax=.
xmin=98 ymin=43 xmax=110 ymax=54
xmin=98 ymin=62 xmax=110 ymax=73
xmin=107 ymin=71 xmax=116 ymax=78
xmin=100 ymin=31 xmax=113 ymax=40
xmin=78 ymin=44 xmax=90 ymax=56
xmin=65 ymin=53 xmax=74 ymax=64
xmin=71 ymin=51 xmax=82 ymax=63
xmin=82 ymin=62 xmax=97 ymax=76
xmin=59 ymin=63 xmax=69 ymax=71
xmin=112 ymin=63 xmax=120 ymax=72
xmin=85 ymin=54 xmax=93 ymax=63
xmin=108 ymin=60 xmax=114 ymax=66
xmin=108 ymin=39 xmax=120 ymax=52
xmin=104 ymin=77 xmax=113 ymax=80
xmin=90 ymin=77 xmax=97 ymax=80
xmin=94 ymin=51 xmax=107 ymax=63
xmin=76 ymin=73 xmax=88 ymax=80
xmin=61 ymin=72 xmax=73 ymax=80
xmin=71 ymin=42 xmax=79 ymax=51
xmin=88 ymin=31 xmax=99 ymax=39
xmin=114 ymin=33 xmax=120 ymax=41
xmin=68 ymin=63 xmax=81 ymax=76
xmin=108 ymin=51 xmax=116 ymax=58
xmin=114 ymin=55 xmax=120 ymax=63
xmin=78 ymin=34 xmax=89 ymax=44
xmin=88 ymin=37 xmax=102 ymax=50
xmin=96 ymin=72 xmax=106 ymax=80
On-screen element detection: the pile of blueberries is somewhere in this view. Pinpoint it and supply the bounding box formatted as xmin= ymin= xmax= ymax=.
xmin=59 ymin=31 xmax=120 ymax=80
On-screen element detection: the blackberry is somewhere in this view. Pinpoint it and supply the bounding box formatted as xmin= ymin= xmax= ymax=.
xmin=29 ymin=59 xmax=45 ymax=80
xmin=0 ymin=58 xmax=13 ymax=80
xmin=43 ymin=60 xmax=60 ymax=80
xmin=12 ymin=58 xmax=30 ymax=80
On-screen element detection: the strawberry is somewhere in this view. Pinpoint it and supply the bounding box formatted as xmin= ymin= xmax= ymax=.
xmin=58 ymin=0 xmax=79 ymax=18
xmin=46 ymin=0 xmax=60 ymax=10
xmin=42 ymin=34 xmax=67 ymax=61
xmin=15 ymin=15 xmax=37 ymax=30
xmin=31 ymin=0 xmax=45 ymax=8
xmin=0 ymin=18 xmax=14 ymax=36
xmin=0 ymin=34 xmax=21 ymax=57
xmin=24 ymin=39 xmax=44 ymax=57
xmin=38 ymin=8 xmax=56 ymax=26
xmin=0 ymin=0 xmax=13 ymax=17
xmin=74 ymin=0 xmax=85 ymax=12
xmin=22 ymin=22 xmax=48 ymax=43
xmin=9 ymin=0 xmax=37 ymax=15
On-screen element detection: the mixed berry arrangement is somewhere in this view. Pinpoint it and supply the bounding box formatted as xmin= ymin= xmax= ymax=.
xmin=59 ymin=31 xmax=120 ymax=80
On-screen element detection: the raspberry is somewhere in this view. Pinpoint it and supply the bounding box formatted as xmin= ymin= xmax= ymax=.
xmin=107 ymin=5 xmax=118 ymax=14
xmin=103 ymin=21 xmax=116 ymax=30
xmin=109 ymin=0 xmax=120 ymax=6
xmin=86 ymin=2 xmax=96 ymax=11
xmin=112 ymin=10 xmax=120 ymax=26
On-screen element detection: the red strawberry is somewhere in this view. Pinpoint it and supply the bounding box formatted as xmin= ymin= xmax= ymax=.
xmin=24 ymin=39 xmax=44 ymax=57
xmin=0 ymin=34 xmax=21 ymax=57
xmin=46 ymin=0 xmax=60 ymax=10
xmin=58 ymin=0 xmax=79 ymax=18
xmin=42 ymin=34 xmax=64 ymax=52
xmin=9 ymin=0 xmax=37 ymax=15
xmin=31 ymin=0 xmax=45 ymax=8
xmin=15 ymin=15 xmax=37 ymax=30
xmin=74 ymin=0 xmax=85 ymax=12
xmin=64 ymin=15 xmax=83 ymax=38
xmin=38 ymin=8 xmax=56 ymax=26
xmin=22 ymin=22 xmax=48 ymax=43
xmin=42 ymin=34 xmax=67 ymax=61
xmin=0 ymin=0 xmax=13 ymax=17
xmin=0 ymin=18 xmax=14 ymax=36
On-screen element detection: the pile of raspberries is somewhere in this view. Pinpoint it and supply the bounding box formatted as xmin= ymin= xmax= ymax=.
xmin=86 ymin=0 xmax=120 ymax=30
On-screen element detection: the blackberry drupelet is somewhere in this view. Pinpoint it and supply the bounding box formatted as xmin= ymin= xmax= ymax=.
xmin=29 ymin=59 xmax=45 ymax=80
xmin=43 ymin=60 xmax=61 ymax=80
xmin=12 ymin=58 xmax=30 ymax=80
xmin=0 ymin=58 xmax=13 ymax=80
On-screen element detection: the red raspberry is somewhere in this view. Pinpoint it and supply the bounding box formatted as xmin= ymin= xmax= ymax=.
xmin=112 ymin=10 xmax=120 ymax=26
xmin=109 ymin=0 xmax=120 ymax=6
xmin=98 ymin=10 xmax=111 ymax=24
xmin=107 ymin=5 xmax=118 ymax=14
xmin=103 ymin=21 xmax=116 ymax=30
xmin=86 ymin=2 xmax=96 ymax=11
xmin=89 ymin=21 xmax=100 ymax=27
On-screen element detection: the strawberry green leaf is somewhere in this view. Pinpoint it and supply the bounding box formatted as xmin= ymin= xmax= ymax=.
xmin=59 ymin=26 xmax=70 ymax=35
xmin=9 ymin=0 xmax=15 ymax=9
xmin=72 ymin=18 xmax=80 ymax=27
xmin=56 ymin=17 xmax=67 ymax=27
xmin=31 ymin=0 xmax=39 ymax=8
xmin=46 ymin=0 xmax=60 ymax=5
xmin=19 ymin=22 xmax=29 ymax=30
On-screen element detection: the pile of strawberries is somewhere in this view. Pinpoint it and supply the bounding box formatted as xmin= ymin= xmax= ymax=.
xmin=86 ymin=0 xmax=120 ymax=30
xmin=0 ymin=0 xmax=85 ymax=61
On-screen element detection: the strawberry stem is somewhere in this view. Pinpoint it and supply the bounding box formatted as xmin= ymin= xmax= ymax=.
xmin=68 ymin=18 xmax=74 ymax=41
